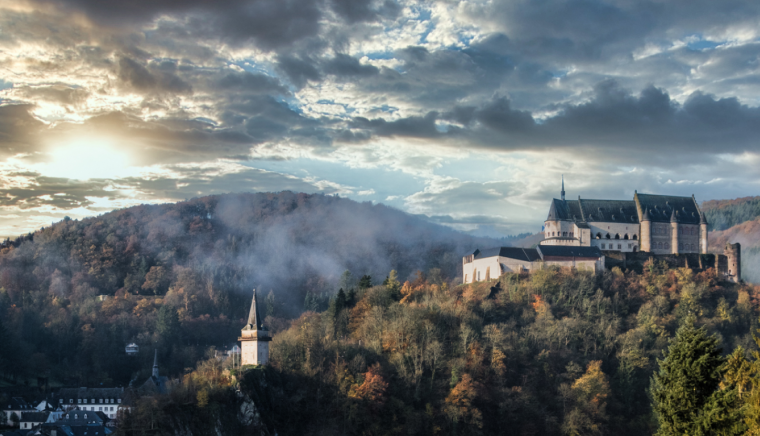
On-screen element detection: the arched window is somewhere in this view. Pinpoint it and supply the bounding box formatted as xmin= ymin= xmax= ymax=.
xmin=691 ymin=244 xmax=696 ymax=251
xmin=665 ymin=242 xmax=670 ymax=249
xmin=678 ymin=243 xmax=683 ymax=250
xmin=606 ymin=233 xmax=611 ymax=239
xmin=596 ymin=233 xmax=601 ymax=239
xmin=633 ymin=234 xmax=638 ymax=240
xmin=624 ymin=234 xmax=629 ymax=240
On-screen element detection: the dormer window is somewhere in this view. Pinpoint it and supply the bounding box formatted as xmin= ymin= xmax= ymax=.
xmin=79 ymin=399 xmax=82 ymax=404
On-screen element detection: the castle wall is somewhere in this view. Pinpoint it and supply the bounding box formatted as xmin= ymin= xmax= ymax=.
xmin=587 ymin=222 xmax=640 ymax=252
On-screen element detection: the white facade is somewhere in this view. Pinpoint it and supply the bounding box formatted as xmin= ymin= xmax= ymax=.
xmin=462 ymin=256 xmax=535 ymax=284
xmin=240 ymin=334 xmax=270 ymax=366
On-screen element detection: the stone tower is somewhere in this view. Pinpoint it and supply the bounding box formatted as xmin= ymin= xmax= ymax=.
xmin=239 ymin=289 xmax=271 ymax=366
xmin=640 ymin=208 xmax=652 ymax=252
xmin=700 ymin=212 xmax=709 ymax=254
xmin=670 ymin=209 xmax=679 ymax=254
xmin=725 ymin=242 xmax=741 ymax=283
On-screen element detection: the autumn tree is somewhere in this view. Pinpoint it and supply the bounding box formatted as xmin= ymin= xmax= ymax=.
xmin=562 ymin=360 xmax=610 ymax=436
xmin=444 ymin=373 xmax=483 ymax=432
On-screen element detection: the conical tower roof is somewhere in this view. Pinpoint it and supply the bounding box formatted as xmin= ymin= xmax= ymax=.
xmin=243 ymin=289 xmax=264 ymax=331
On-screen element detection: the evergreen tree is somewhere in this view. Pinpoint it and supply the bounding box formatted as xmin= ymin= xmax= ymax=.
xmin=651 ymin=319 xmax=742 ymax=435
xmin=358 ymin=275 xmax=372 ymax=290
xmin=385 ymin=270 xmax=401 ymax=301
xmin=156 ymin=305 xmax=181 ymax=344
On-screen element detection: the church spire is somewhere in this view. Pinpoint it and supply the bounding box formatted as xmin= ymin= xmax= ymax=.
xmin=244 ymin=289 xmax=264 ymax=331
xmin=152 ymin=349 xmax=159 ymax=378
xmin=561 ymin=175 xmax=565 ymax=201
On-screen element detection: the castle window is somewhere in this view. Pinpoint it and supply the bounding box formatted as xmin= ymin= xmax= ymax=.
xmin=596 ymin=233 xmax=601 ymax=239
xmin=601 ymin=243 xmax=606 ymax=249
xmin=665 ymin=243 xmax=670 ymax=249
xmin=606 ymin=233 xmax=611 ymax=239
xmin=628 ymin=244 xmax=632 ymax=248
xmin=618 ymin=244 xmax=622 ymax=249
xmin=624 ymin=234 xmax=629 ymax=240
xmin=615 ymin=233 xmax=620 ymax=239
xmin=633 ymin=234 xmax=638 ymax=240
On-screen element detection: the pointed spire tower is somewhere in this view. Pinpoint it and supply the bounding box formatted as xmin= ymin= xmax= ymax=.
xmin=561 ymin=175 xmax=565 ymax=201
xmin=238 ymin=289 xmax=271 ymax=366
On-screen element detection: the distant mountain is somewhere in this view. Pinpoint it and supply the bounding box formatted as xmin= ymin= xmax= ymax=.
xmin=0 ymin=192 xmax=501 ymax=316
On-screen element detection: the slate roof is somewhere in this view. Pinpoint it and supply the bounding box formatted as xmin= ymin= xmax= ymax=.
xmin=579 ymin=199 xmax=639 ymax=224
xmin=546 ymin=193 xmax=702 ymax=225
xmin=537 ymin=245 xmax=603 ymax=259
xmin=546 ymin=198 xmax=583 ymax=221
xmin=20 ymin=412 xmax=49 ymax=423
xmin=474 ymin=247 xmax=541 ymax=262
xmin=3 ymin=397 xmax=32 ymax=411
xmin=636 ymin=193 xmax=701 ymax=224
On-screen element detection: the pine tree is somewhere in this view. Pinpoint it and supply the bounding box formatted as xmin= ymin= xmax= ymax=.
xmin=650 ymin=319 xmax=742 ymax=435
xmin=358 ymin=275 xmax=372 ymax=290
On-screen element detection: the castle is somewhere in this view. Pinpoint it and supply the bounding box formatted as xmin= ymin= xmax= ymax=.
xmin=238 ymin=289 xmax=271 ymax=366
xmin=463 ymin=180 xmax=741 ymax=284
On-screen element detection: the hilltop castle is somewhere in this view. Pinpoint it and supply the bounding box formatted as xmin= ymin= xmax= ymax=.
xmin=542 ymin=176 xmax=707 ymax=255
xmin=463 ymin=180 xmax=741 ymax=284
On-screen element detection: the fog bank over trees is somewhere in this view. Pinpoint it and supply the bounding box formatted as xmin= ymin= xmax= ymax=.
xmin=0 ymin=191 xmax=508 ymax=317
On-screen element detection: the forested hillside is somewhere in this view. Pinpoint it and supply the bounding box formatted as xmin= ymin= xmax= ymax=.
xmin=116 ymin=263 xmax=760 ymax=436
xmin=702 ymin=196 xmax=760 ymax=231
xmin=0 ymin=192 xmax=505 ymax=387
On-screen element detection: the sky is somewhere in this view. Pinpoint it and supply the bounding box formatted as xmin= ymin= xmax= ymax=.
xmin=2 ymin=0 xmax=760 ymax=239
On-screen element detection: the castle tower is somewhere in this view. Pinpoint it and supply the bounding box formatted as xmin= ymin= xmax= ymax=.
xmin=640 ymin=208 xmax=652 ymax=252
xmin=561 ymin=175 xmax=565 ymax=201
xmin=725 ymin=243 xmax=741 ymax=283
xmin=239 ymin=289 xmax=271 ymax=366
xmin=699 ymin=212 xmax=708 ymax=254
xmin=670 ymin=209 xmax=679 ymax=254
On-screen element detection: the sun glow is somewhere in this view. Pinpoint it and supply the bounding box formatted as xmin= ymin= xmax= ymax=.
xmin=39 ymin=137 xmax=137 ymax=180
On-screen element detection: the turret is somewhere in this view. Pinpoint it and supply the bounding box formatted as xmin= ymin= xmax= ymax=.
xmin=699 ymin=212 xmax=708 ymax=254
xmin=640 ymin=208 xmax=652 ymax=252
xmin=670 ymin=209 xmax=679 ymax=254
xmin=561 ymin=175 xmax=565 ymax=201
xmin=239 ymin=289 xmax=272 ymax=366
xmin=725 ymin=242 xmax=741 ymax=283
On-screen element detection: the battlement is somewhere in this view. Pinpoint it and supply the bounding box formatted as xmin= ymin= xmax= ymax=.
xmin=602 ymin=250 xmax=741 ymax=282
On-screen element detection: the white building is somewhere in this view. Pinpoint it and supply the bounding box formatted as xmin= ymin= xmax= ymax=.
xmin=463 ymin=245 xmax=604 ymax=284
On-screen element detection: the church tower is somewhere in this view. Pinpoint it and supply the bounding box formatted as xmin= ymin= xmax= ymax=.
xmin=239 ymin=289 xmax=271 ymax=366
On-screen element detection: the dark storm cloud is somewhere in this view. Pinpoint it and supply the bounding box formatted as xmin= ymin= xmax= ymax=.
xmin=0 ymin=104 xmax=45 ymax=157
xmin=0 ymin=176 xmax=116 ymax=209
xmin=323 ymin=54 xmax=379 ymax=77
xmin=118 ymin=57 xmax=192 ymax=94
xmin=350 ymin=112 xmax=441 ymax=138
xmin=30 ymin=0 xmax=396 ymax=52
